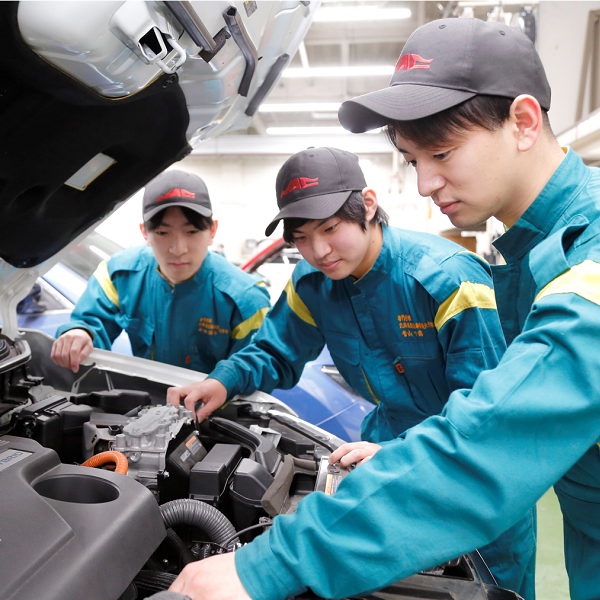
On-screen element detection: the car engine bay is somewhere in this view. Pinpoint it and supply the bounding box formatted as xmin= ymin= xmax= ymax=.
xmin=0 ymin=330 xmax=521 ymax=600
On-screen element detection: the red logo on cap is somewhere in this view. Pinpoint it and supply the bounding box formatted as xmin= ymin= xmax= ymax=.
xmin=395 ymin=54 xmax=433 ymax=71
xmin=156 ymin=188 xmax=196 ymax=202
xmin=281 ymin=177 xmax=319 ymax=198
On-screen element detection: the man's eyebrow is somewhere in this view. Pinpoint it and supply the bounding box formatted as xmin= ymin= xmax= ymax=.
xmin=314 ymin=217 xmax=333 ymax=229
xmin=292 ymin=218 xmax=331 ymax=235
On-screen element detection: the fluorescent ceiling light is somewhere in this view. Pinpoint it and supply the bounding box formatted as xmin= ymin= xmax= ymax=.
xmin=267 ymin=126 xmax=351 ymax=135
xmin=259 ymin=102 xmax=342 ymax=113
xmin=314 ymin=6 xmax=411 ymax=22
xmin=267 ymin=126 xmax=382 ymax=136
xmin=283 ymin=66 xmax=393 ymax=78
xmin=457 ymin=1 xmax=536 ymax=4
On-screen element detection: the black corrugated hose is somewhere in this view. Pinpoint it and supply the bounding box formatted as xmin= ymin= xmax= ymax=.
xmin=159 ymin=498 xmax=240 ymax=551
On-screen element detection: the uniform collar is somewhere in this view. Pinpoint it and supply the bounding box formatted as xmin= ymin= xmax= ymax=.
xmin=493 ymin=148 xmax=587 ymax=263
xmin=351 ymin=224 xmax=392 ymax=289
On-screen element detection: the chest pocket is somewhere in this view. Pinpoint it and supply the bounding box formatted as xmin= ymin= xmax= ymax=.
xmin=325 ymin=330 xmax=360 ymax=365
xmin=187 ymin=337 xmax=231 ymax=374
xmin=395 ymin=346 xmax=449 ymax=417
xmin=122 ymin=317 xmax=154 ymax=358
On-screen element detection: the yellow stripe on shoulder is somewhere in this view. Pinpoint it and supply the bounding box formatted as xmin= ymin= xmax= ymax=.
xmin=435 ymin=281 xmax=497 ymax=331
xmin=92 ymin=261 xmax=119 ymax=308
xmin=231 ymin=307 xmax=269 ymax=340
xmin=535 ymin=260 xmax=600 ymax=306
xmin=284 ymin=278 xmax=316 ymax=327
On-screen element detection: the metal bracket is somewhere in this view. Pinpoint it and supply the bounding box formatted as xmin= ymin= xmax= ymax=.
xmin=164 ymin=1 xmax=230 ymax=63
xmin=223 ymin=6 xmax=258 ymax=98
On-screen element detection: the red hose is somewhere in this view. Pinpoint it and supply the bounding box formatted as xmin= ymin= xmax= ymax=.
xmin=82 ymin=451 xmax=128 ymax=475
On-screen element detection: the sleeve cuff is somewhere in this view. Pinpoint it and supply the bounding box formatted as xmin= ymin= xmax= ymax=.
xmin=55 ymin=322 xmax=95 ymax=342
xmin=235 ymin=531 xmax=306 ymax=600
xmin=210 ymin=362 xmax=246 ymax=398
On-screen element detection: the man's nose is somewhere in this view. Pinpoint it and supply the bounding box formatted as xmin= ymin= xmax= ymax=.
xmin=416 ymin=163 xmax=445 ymax=198
xmin=170 ymin=236 xmax=187 ymax=255
xmin=312 ymin=237 xmax=331 ymax=260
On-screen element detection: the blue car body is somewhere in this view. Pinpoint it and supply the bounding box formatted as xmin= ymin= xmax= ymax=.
xmin=271 ymin=347 xmax=374 ymax=443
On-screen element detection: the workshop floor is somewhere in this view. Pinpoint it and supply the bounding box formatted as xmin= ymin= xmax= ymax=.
xmin=536 ymin=488 xmax=569 ymax=599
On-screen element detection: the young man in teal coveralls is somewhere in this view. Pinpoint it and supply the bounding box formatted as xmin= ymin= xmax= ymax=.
xmin=168 ymin=146 xmax=536 ymax=596
xmin=168 ymin=17 xmax=600 ymax=600
xmin=51 ymin=170 xmax=270 ymax=374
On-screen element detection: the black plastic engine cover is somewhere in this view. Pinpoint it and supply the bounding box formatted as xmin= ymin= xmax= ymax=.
xmin=0 ymin=435 xmax=165 ymax=600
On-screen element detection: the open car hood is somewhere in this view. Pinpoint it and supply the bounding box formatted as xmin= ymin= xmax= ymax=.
xmin=0 ymin=0 xmax=318 ymax=339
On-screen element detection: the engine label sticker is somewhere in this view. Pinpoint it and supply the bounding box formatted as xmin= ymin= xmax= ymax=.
xmin=0 ymin=449 xmax=32 ymax=472
xmin=186 ymin=436 xmax=203 ymax=455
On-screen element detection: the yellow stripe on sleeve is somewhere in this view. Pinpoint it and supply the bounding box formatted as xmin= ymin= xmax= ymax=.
xmin=231 ymin=307 xmax=269 ymax=340
xmin=92 ymin=261 xmax=119 ymax=308
xmin=284 ymin=278 xmax=316 ymax=327
xmin=434 ymin=281 xmax=497 ymax=331
xmin=535 ymin=260 xmax=600 ymax=306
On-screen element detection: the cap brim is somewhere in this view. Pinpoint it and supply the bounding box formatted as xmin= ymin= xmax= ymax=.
xmin=265 ymin=191 xmax=353 ymax=237
xmin=143 ymin=201 xmax=212 ymax=221
xmin=339 ymin=84 xmax=477 ymax=133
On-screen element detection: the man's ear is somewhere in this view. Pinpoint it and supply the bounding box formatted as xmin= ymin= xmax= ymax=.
xmin=140 ymin=223 xmax=151 ymax=246
xmin=362 ymin=188 xmax=378 ymax=221
xmin=209 ymin=220 xmax=218 ymax=245
xmin=511 ymin=95 xmax=543 ymax=152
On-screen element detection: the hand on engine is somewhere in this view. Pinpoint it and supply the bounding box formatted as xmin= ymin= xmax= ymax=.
xmin=169 ymin=552 xmax=251 ymax=600
xmin=166 ymin=378 xmax=227 ymax=421
xmin=50 ymin=328 xmax=94 ymax=373
xmin=329 ymin=441 xmax=382 ymax=467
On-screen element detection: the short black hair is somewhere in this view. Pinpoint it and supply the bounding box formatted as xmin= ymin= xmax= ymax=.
xmin=144 ymin=206 xmax=214 ymax=232
xmin=282 ymin=191 xmax=389 ymax=244
xmin=386 ymin=95 xmax=552 ymax=151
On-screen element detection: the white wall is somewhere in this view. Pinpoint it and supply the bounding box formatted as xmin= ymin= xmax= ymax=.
xmin=95 ymin=189 xmax=145 ymax=248
xmin=538 ymin=0 xmax=600 ymax=135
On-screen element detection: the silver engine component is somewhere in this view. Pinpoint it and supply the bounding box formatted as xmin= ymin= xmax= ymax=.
xmin=84 ymin=404 xmax=194 ymax=488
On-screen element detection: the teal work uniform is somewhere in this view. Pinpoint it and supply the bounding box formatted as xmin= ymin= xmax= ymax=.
xmin=210 ymin=225 xmax=534 ymax=596
xmin=233 ymin=148 xmax=600 ymax=600
xmin=56 ymin=245 xmax=271 ymax=373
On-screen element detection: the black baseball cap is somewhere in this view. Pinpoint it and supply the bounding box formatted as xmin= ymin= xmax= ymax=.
xmin=143 ymin=169 xmax=212 ymax=221
xmin=339 ymin=18 xmax=551 ymax=133
xmin=265 ymin=147 xmax=367 ymax=237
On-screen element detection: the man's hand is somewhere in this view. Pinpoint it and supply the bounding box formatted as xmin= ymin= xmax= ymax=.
xmin=50 ymin=329 xmax=93 ymax=373
xmin=169 ymin=552 xmax=251 ymax=600
xmin=166 ymin=378 xmax=227 ymax=421
xmin=329 ymin=441 xmax=382 ymax=467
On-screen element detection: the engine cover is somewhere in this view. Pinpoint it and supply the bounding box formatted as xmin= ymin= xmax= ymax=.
xmin=0 ymin=435 xmax=165 ymax=600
